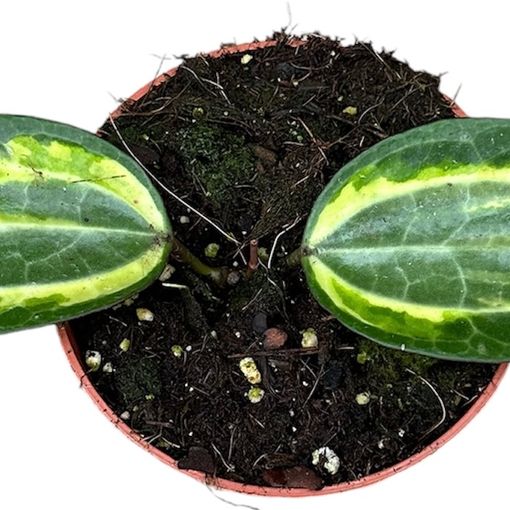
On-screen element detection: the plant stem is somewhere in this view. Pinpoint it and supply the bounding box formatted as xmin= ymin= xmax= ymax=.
xmin=248 ymin=239 xmax=259 ymax=271
xmin=171 ymin=237 xmax=227 ymax=286
xmin=245 ymin=239 xmax=259 ymax=280
xmin=284 ymin=246 xmax=303 ymax=269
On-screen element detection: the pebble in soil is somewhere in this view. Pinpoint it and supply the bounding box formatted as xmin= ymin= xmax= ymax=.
xmin=71 ymin=33 xmax=497 ymax=489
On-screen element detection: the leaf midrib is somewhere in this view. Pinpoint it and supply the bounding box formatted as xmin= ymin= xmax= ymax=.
xmin=0 ymin=220 xmax=156 ymax=236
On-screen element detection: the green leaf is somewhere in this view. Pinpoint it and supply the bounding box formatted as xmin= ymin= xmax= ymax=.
xmin=0 ymin=115 xmax=171 ymax=332
xmin=303 ymin=118 xmax=510 ymax=362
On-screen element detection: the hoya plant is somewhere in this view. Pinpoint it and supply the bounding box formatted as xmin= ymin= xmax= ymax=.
xmin=1 ymin=114 xmax=509 ymax=362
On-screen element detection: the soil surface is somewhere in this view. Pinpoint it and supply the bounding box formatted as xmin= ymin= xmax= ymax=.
xmin=71 ymin=34 xmax=498 ymax=489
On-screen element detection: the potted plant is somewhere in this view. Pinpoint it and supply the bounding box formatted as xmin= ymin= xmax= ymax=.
xmin=1 ymin=35 xmax=507 ymax=496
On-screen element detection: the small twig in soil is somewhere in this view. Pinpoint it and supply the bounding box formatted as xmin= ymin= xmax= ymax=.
xmin=227 ymin=426 xmax=237 ymax=465
xmin=324 ymin=430 xmax=340 ymax=447
xmin=388 ymin=87 xmax=419 ymax=115
xmin=109 ymin=115 xmax=240 ymax=245
xmin=462 ymin=394 xmax=479 ymax=407
xmin=119 ymin=85 xmax=191 ymax=118
xmin=405 ymin=368 xmax=446 ymax=439
xmin=137 ymin=53 xmax=169 ymax=108
xmin=161 ymin=282 xmax=189 ymax=290
xmin=300 ymin=357 xmax=317 ymax=379
xmin=211 ymin=443 xmax=235 ymax=472
xmin=202 ymin=368 xmax=213 ymax=385
xmin=190 ymin=385 xmax=210 ymax=397
xmin=358 ymin=40 xmax=402 ymax=79
xmin=241 ymin=287 xmax=263 ymax=312
xmin=144 ymin=430 xmax=162 ymax=444
xmin=296 ymin=117 xmax=329 ymax=164
xmin=213 ymin=71 xmax=232 ymax=104
xmin=155 ymin=436 xmax=181 ymax=449
xmin=291 ymin=173 xmax=312 ymax=188
xmin=358 ymin=99 xmax=385 ymax=123
xmin=181 ymin=65 xmax=232 ymax=104
xmin=144 ymin=420 xmax=174 ymax=428
xmin=252 ymin=453 xmax=268 ymax=468
xmin=302 ymin=365 xmax=325 ymax=408
xmin=247 ymin=413 xmax=265 ymax=429
xmin=108 ymin=315 xmax=128 ymax=327
xmin=453 ymin=388 xmax=470 ymax=401
xmin=228 ymin=347 xmax=319 ymax=359
xmin=267 ymin=215 xmax=303 ymax=269
xmin=320 ymin=314 xmax=337 ymax=321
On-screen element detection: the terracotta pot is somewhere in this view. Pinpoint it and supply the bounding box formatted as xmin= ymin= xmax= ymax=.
xmin=58 ymin=39 xmax=508 ymax=497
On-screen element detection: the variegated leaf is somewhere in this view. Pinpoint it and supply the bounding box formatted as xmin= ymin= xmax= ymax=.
xmin=303 ymin=118 xmax=510 ymax=361
xmin=0 ymin=115 xmax=171 ymax=332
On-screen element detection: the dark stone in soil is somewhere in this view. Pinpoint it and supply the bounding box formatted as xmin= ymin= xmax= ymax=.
xmin=71 ymin=33 xmax=498 ymax=489
xmin=252 ymin=312 xmax=268 ymax=334
xmin=322 ymin=360 xmax=344 ymax=391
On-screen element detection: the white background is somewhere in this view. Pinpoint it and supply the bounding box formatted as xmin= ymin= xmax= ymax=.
xmin=0 ymin=1 xmax=509 ymax=509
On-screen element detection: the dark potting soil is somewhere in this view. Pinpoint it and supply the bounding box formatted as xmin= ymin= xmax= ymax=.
xmin=71 ymin=34 xmax=498 ymax=489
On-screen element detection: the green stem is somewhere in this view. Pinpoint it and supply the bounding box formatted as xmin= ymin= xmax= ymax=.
xmin=171 ymin=237 xmax=228 ymax=286
xmin=284 ymin=246 xmax=303 ymax=269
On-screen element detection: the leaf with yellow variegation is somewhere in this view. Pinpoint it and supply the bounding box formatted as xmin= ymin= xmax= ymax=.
xmin=303 ymin=118 xmax=510 ymax=362
xmin=0 ymin=115 xmax=171 ymax=332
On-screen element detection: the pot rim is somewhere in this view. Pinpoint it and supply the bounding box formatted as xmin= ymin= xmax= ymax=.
xmin=59 ymin=38 xmax=508 ymax=497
